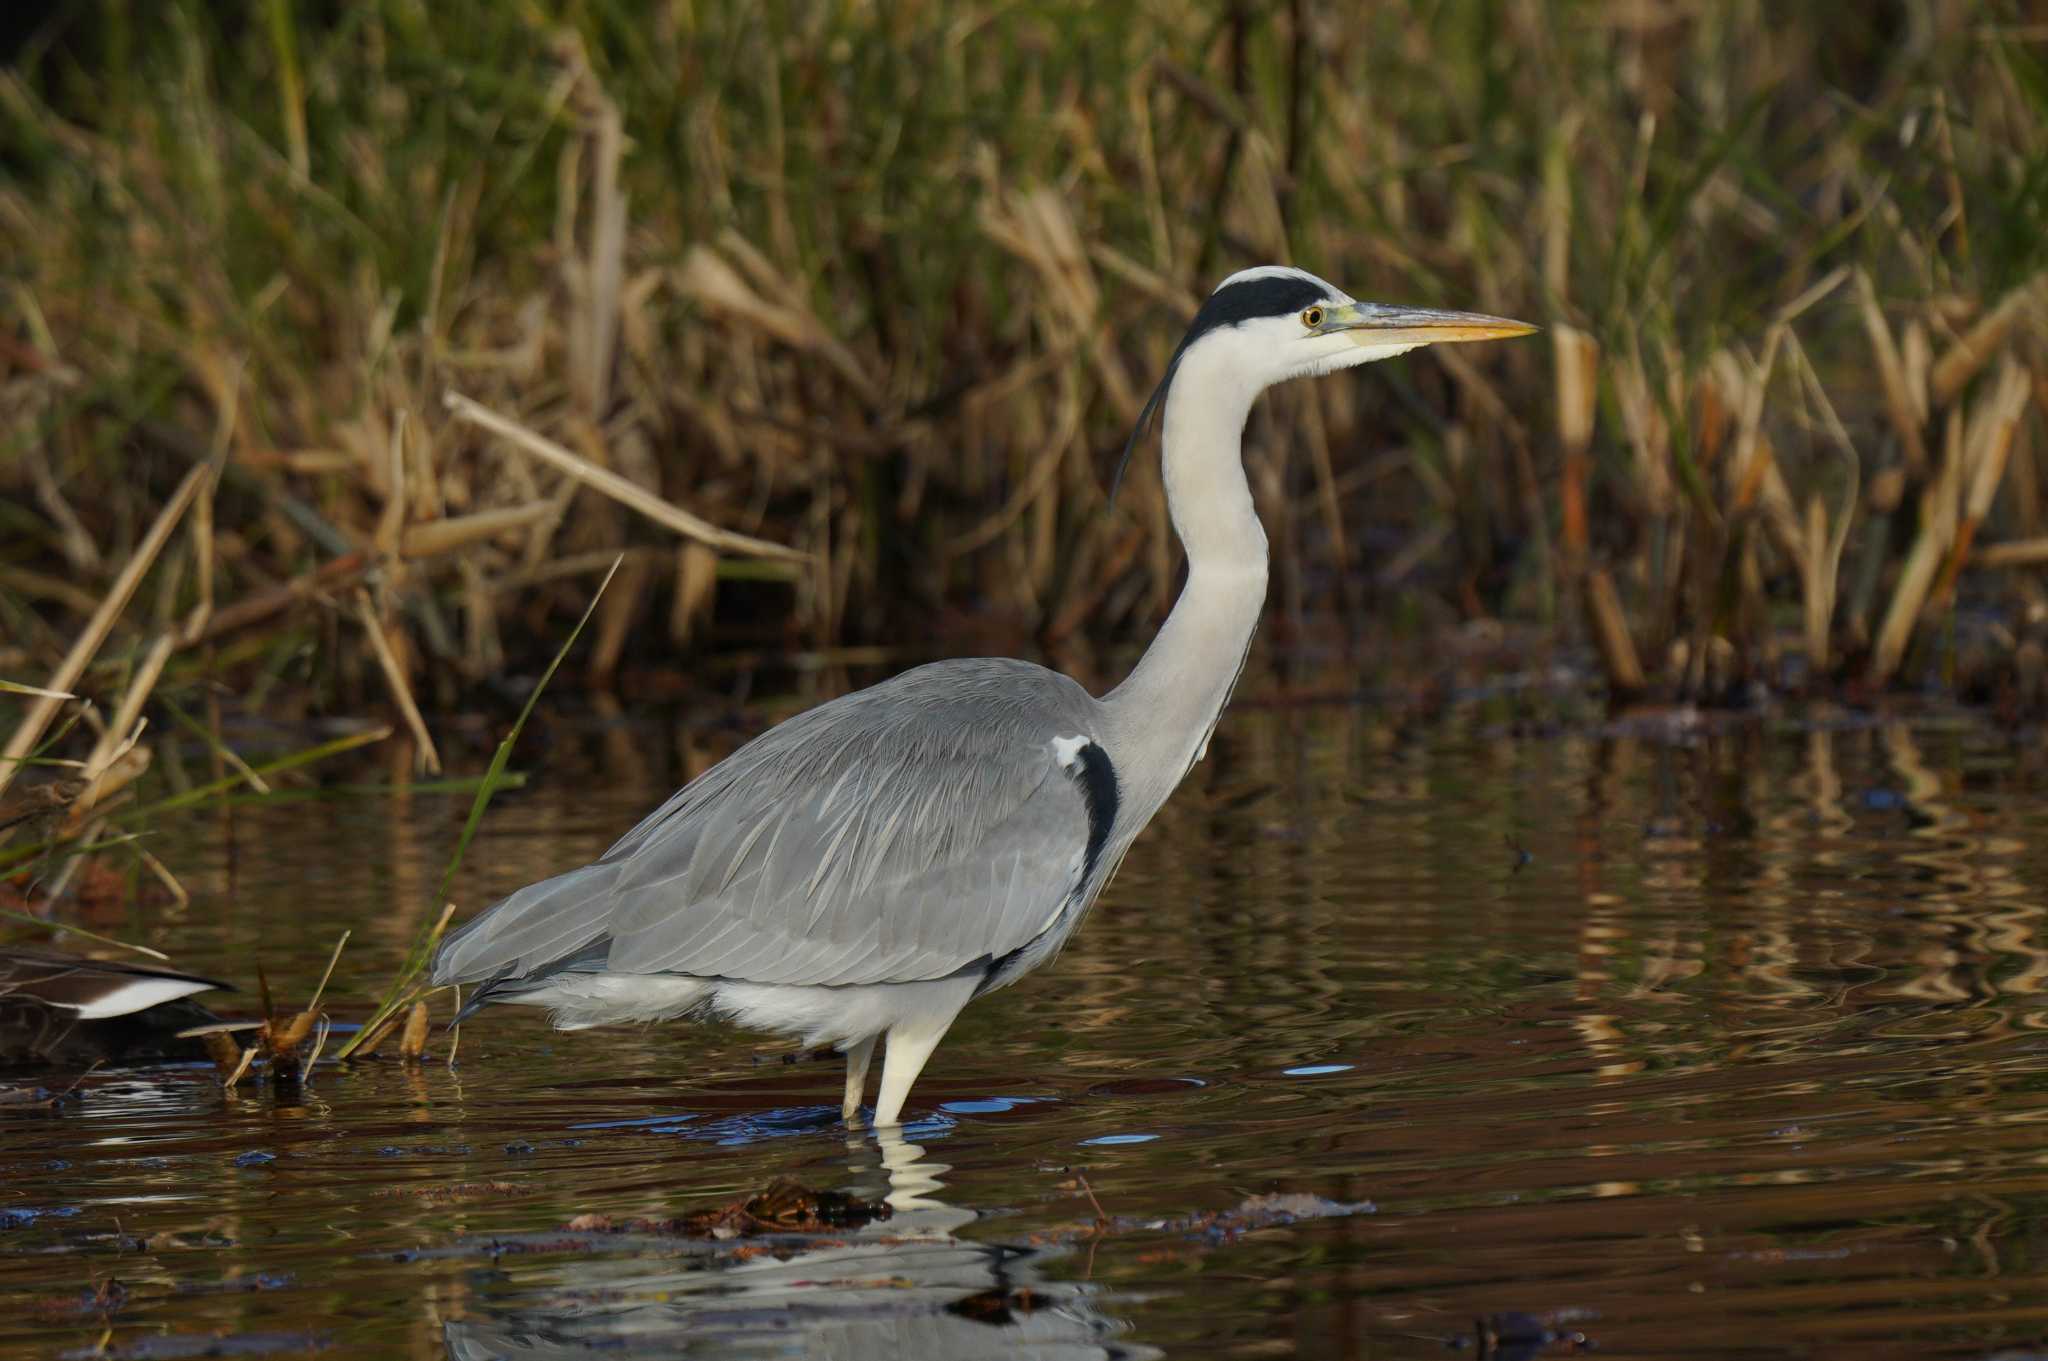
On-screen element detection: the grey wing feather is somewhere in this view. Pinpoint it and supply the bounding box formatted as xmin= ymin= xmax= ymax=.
xmin=433 ymin=660 xmax=1102 ymax=991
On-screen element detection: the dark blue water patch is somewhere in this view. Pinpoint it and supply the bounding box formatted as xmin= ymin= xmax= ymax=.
xmin=369 ymin=1143 xmax=473 ymax=1157
xmin=939 ymin=1095 xmax=1044 ymax=1115
xmin=567 ymin=1113 xmax=700 ymax=1132
xmin=178 ymin=1271 xmax=296 ymax=1296
xmin=0 ymin=1205 xmax=80 ymax=1229
xmin=1084 ymin=1077 xmax=1207 ymax=1097
xmin=693 ymin=1104 xmax=853 ymax=1145
xmin=233 ymin=1151 xmax=276 ymax=1169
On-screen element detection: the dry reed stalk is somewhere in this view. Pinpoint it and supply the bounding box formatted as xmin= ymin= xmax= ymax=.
xmin=1901 ymin=321 xmax=1933 ymax=428
xmin=1552 ymin=324 xmax=1599 ymax=576
xmin=587 ymin=551 xmax=650 ymax=682
xmin=1872 ymin=408 xmax=1966 ymax=683
xmin=89 ymin=633 xmax=174 ymax=777
xmin=1087 ymin=243 xmax=1199 ymax=317
xmin=22 ymin=446 xmax=99 ymax=573
xmin=0 ymin=458 xmax=214 ymax=803
xmin=1726 ymin=331 xmax=1786 ymax=515
xmin=947 ymin=381 xmax=1084 ymax=557
xmin=1930 ymin=274 xmax=2044 ymax=406
xmin=399 ymin=1000 xmax=431 ymax=1062
xmin=1612 ymin=339 xmax=1673 ymax=517
xmin=353 ymin=590 xmax=442 ymax=775
xmin=675 ymin=243 xmax=876 ymax=404
xmin=0 ymin=565 xmax=101 ymax=616
xmin=570 ymin=97 xmax=626 ymax=417
xmin=982 ymin=186 xmax=1139 ymax=422
xmin=1784 ymin=336 xmax=1863 ymax=674
xmin=443 ymin=391 xmax=808 ymax=562
xmin=53 ymin=620 xmax=173 ymax=844
xmin=399 ymin=503 xmax=555 ymax=559
xmin=1585 ymin=569 xmax=1645 ymax=698
xmin=670 ymin=542 xmax=719 ymax=644
xmin=182 ymin=552 xmax=368 ymax=646
xmin=1854 ymin=269 xmax=1929 ymax=475
xmin=57 ymin=744 xmax=150 ymax=836
xmin=1931 ymin=359 xmax=2030 ymax=608
xmin=1976 ymin=538 xmax=2048 ymax=567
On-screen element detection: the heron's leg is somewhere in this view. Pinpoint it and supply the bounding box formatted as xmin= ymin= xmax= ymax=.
xmin=841 ymin=1035 xmax=877 ymax=1124
xmin=873 ymin=1012 xmax=957 ymax=1127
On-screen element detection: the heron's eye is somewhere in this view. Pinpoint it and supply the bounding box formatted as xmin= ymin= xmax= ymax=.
xmin=1301 ymin=306 xmax=1325 ymax=330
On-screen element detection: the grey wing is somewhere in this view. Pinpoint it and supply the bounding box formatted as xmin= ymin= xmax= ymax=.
xmin=433 ymin=660 xmax=1111 ymax=990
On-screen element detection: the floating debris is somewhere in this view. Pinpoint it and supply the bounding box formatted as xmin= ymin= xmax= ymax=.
xmin=559 ymin=1178 xmax=893 ymax=1240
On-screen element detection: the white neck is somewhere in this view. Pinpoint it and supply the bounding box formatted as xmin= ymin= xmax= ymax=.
xmin=1099 ymin=341 xmax=1270 ymax=823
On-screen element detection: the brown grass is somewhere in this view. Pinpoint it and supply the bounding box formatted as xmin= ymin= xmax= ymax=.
xmin=3 ymin=0 xmax=2048 ymax=758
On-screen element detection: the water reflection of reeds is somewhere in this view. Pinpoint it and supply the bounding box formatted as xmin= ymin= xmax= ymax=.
xmin=17 ymin=706 xmax=2048 ymax=1357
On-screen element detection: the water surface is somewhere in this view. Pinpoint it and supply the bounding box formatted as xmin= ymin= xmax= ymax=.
xmin=6 ymin=703 xmax=2048 ymax=1358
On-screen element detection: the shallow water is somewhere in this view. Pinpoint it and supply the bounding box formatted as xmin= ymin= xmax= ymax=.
xmin=8 ymin=702 xmax=2048 ymax=1358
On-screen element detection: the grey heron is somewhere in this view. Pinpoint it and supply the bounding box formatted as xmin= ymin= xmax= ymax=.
xmin=433 ymin=265 xmax=1532 ymax=1126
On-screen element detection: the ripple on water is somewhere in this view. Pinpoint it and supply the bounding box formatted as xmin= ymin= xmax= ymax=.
xmin=9 ymin=710 xmax=2048 ymax=1359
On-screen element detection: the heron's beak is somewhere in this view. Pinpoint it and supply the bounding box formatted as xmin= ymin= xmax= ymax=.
xmin=1318 ymin=301 xmax=1537 ymax=347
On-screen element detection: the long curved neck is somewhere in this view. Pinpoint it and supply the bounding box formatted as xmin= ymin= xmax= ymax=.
xmin=1100 ymin=344 xmax=1269 ymax=820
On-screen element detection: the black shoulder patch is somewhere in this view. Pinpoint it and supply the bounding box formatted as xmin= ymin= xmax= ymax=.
xmin=1070 ymin=740 xmax=1120 ymax=886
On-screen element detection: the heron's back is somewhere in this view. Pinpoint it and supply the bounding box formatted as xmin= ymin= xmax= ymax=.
xmin=433 ymin=658 xmax=1114 ymax=1007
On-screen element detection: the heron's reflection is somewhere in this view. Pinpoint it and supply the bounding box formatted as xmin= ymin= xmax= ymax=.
xmin=443 ymin=1126 xmax=1159 ymax=1360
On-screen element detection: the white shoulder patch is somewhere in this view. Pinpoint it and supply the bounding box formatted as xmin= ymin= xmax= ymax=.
xmin=1050 ymin=734 xmax=1091 ymax=770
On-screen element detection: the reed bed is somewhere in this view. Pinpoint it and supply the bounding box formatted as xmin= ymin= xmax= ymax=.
xmin=5 ymin=0 xmax=2048 ymax=758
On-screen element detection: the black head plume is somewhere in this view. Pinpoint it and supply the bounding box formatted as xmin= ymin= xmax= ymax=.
xmin=1107 ymin=271 xmax=1334 ymax=507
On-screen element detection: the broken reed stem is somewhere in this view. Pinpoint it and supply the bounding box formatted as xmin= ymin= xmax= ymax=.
xmin=221 ymin=1043 xmax=259 ymax=1091
xmin=399 ymin=1001 xmax=431 ymax=1062
xmin=1583 ymin=569 xmax=1646 ymax=698
xmin=0 ymin=458 xmax=215 ymax=803
xmin=1975 ymin=538 xmax=2048 ymax=567
xmin=443 ymin=391 xmax=810 ymax=563
xmin=353 ymin=590 xmax=443 ymax=775
xmin=301 ymin=1014 xmax=332 ymax=1084
xmin=1872 ymin=408 xmax=1965 ymax=683
xmin=1931 ymin=274 xmax=2045 ymax=406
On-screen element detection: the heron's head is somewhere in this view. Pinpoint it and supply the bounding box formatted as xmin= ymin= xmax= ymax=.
xmin=1115 ymin=266 xmax=1534 ymax=495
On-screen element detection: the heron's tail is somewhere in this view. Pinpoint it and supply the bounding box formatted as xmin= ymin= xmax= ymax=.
xmin=431 ymin=861 xmax=622 ymax=989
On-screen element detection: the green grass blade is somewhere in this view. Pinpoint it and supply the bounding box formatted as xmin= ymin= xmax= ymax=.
xmin=335 ymin=555 xmax=621 ymax=1061
xmin=0 ymin=904 xmax=170 ymax=960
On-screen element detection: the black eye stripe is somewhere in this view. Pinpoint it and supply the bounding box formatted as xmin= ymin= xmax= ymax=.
xmin=1184 ymin=276 xmax=1333 ymax=343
